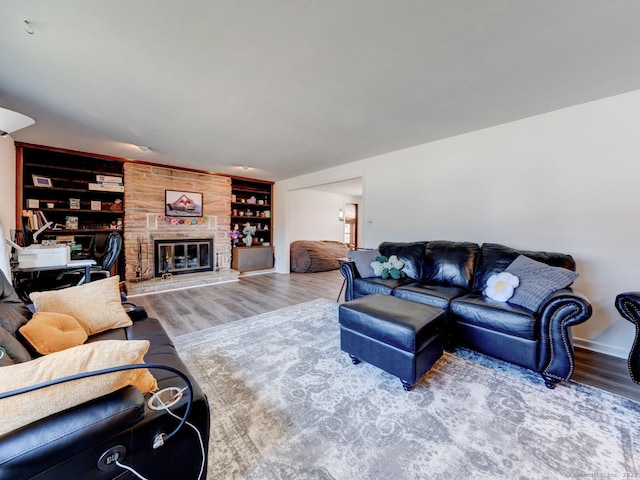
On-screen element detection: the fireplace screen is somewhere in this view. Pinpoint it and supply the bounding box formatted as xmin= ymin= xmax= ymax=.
xmin=154 ymin=238 xmax=214 ymax=277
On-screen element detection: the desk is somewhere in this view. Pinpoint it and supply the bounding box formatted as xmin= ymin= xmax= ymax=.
xmin=16 ymin=259 xmax=97 ymax=284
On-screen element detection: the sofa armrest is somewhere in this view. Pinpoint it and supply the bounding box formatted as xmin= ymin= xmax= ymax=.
xmin=615 ymin=292 xmax=640 ymax=383
xmin=537 ymin=289 xmax=592 ymax=384
xmin=339 ymin=259 xmax=359 ymax=302
xmin=0 ymin=386 xmax=144 ymax=478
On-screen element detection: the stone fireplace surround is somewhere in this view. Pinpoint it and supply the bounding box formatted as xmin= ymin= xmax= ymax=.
xmin=123 ymin=163 xmax=235 ymax=294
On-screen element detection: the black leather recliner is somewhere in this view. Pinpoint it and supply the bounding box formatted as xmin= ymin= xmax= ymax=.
xmin=614 ymin=292 xmax=640 ymax=383
xmin=0 ymin=270 xmax=210 ymax=479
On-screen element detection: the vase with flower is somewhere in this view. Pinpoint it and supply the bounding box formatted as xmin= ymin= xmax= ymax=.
xmin=242 ymin=223 xmax=256 ymax=247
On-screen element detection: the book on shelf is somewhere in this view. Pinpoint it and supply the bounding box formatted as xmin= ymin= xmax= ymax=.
xmin=22 ymin=209 xmax=50 ymax=230
xmin=88 ymin=183 xmax=124 ymax=192
xmin=95 ymin=174 xmax=123 ymax=183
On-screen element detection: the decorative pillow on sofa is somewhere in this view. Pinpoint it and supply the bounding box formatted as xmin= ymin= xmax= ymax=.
xmin=370 ymin=255 xmax=406 ymax=280
xmin=19 ymin=312 xmax=88 ymax=355
xmin=29 ymin=276 xmax=132 ymax=336
xmin=0 ymin=339 xmax=157 ymax=436
xmin=378 ymin=242 xmax=427 ymax=280
xmin=483 ymin=272 xmax=520 ymax=302
xmin=0 ymin=326 xmax=31 ymax=367
xmin=505 ymin=255 xmax=579 ymax=311
xmin=348 ymin=250 xmax=380 ymax=278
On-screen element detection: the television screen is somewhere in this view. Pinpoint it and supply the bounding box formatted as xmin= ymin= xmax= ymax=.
xmin=165 ymin=190 xmax=203 ymax=217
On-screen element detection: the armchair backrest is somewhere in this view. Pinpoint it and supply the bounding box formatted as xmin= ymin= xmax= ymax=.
xmin=93 ymin=232 xmax=123 ymax=271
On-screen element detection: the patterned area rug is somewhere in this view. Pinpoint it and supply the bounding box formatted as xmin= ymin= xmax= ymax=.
xmin=174 ymin=298 xmax=640 ymax=480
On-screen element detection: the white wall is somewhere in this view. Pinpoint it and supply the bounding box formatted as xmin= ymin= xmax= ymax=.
xmin=287 ymin=189 xmax=349 ymax=243
xmin=0 ymin=136 xmax=16 ymax=232
xmin=275 ymin=89 xmax=640 ymax=358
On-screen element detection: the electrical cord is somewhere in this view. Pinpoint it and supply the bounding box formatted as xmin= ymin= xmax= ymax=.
xmin=114 ymin=459 xmax=149 ymax=480
xmin=151 ymin=389 xmax=207 ymax=480
xmin=0 ymin=363 xmax=194 ymax=448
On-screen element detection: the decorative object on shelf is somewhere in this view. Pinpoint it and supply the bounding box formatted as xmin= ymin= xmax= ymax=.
xmin=69 ymin=198 xmax=80 ymax=209
xmin=156 ymin=214 xmax=210 ymax=225
xmin=247 ymin=196 xmax=257 ymax=204
xmin=165 ymin=190 xmax=203 ymax=218
xmin=90 ymin=201 xmax=101 ymax=211
xmin=242 ymin=223 xmax=256 ymax=247
xmin=229 ymin=229 xmax=243 ymax=247
xmin=31 ymin=175 xmax=52 ymax=188
xmin=65 ymin=216 xmax=79 ymax=230
xmin=110 ymin=199 xmax=123 ymax=211
xmin=27 ymin=199 xmax=39 ymax=208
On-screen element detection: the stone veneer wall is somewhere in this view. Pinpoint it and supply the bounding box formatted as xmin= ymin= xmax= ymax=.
xmin=123 ymin=163 xmax=231 ymax=282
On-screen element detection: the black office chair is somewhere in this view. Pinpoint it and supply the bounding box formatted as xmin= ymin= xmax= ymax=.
xmin=58 ymin=231 xmax=123 ymax=286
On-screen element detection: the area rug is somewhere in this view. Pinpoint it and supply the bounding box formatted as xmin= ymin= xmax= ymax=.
xmin=174 ymin=298 xmax=640 ymax=480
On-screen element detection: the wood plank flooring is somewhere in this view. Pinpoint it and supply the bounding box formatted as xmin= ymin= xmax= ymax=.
xmin=130 ymin=270 xmax=640 ymax=402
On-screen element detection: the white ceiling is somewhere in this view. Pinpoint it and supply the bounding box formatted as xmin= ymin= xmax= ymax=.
xmin=1 ymin=1 xmax=640 ymax=181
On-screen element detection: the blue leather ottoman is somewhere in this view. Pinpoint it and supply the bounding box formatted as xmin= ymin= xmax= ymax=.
xmin=339 ymin=294 xmax=446 ymax=390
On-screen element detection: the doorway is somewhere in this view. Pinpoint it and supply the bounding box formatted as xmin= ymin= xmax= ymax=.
xmin=343 ymin=203 xmax=358 ymax=249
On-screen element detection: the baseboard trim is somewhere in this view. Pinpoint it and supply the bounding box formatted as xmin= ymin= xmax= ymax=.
xmin=573 ymin=337 xmax=629 ymax=359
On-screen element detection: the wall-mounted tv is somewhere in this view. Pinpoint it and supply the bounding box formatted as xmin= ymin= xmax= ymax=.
xmin=165 ymin=190 xmax=203 ymax=217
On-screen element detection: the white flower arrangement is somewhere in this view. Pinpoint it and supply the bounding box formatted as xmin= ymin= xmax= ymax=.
xmin=484 ymin=272 xmax=520 ymax=302
xmin=370 ymin=255 xmax=406 ymax=280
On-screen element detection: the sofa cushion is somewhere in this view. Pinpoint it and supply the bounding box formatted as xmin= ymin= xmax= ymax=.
xmin=0 ymin=326 xmax=31 ymax=366
xmin=392 ymin=283 xmax=469 ymax=309
xmin=505 ymin=255 xmax=579 ymax=311
xmin=378 ymin=242 xmax=428 ymax=280
xmin=0 ymin=339 xmax=157 ymax=436
xmin=473 ymin=243 xmax=576 ymax=292
xmin=450 ymin=293 xmax=537 ymax=340
xmin=422 ymin=241 xmax=479 ymax=289
xmin=0 ymin=303 xmax=30 ymax=336
xmin=0 ymin=270 xmax=32 ymax=322
xmin=353 ymin=277 xmax=412 ymax=297
xmin=30 ymin=276 xmax=132 ymax=336
xmin=348 ymin=249 xmax=380 ymax=278
xmin=19 ymin=312 xmax=88 ymax=355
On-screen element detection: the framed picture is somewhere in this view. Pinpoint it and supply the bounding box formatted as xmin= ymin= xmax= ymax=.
xmin=32 ymin=175 xmax=53 ymax=188
xmin=165 ymin=190 xmax=203 ymax=217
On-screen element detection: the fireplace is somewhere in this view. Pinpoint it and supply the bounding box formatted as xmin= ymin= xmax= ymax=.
xmin=154 ymin=238 xmax=214 ymax=277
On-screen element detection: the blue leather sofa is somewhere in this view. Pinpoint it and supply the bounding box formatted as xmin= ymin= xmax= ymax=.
xmin=340 ymin=241 xmax=592 ymax=388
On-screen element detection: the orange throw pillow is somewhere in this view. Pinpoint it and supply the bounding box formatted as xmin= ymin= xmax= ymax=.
xmin=20 ymin=312 xmax=88 ymax=355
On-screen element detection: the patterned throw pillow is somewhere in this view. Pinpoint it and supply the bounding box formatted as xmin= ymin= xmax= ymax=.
xmin=505 ymin=255 xmax=579 ymax=311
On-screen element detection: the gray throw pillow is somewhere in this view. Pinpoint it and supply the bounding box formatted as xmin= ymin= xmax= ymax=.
xmin=348 ymin=250 xmax=380 ymax=278
xmin=505 ymin=255 xmax=579 ymax=311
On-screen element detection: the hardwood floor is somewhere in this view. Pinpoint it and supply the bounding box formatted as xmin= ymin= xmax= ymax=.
xmin=130 ymin=270 xmax=640 ymax=402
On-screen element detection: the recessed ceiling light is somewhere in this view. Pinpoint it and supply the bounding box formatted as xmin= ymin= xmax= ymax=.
xmin=138 ymin=145 xmax=150 ymax=152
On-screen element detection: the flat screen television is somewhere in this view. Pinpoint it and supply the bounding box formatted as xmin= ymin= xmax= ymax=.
xmin=165 ymin=190 xmax=203 ymax=218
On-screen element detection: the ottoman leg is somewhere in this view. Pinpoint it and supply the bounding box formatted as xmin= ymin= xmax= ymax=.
xmin=349 ymin=354 xmax=361 ymax=365
xmin=401 ymin=380 xmax=413 ymax=392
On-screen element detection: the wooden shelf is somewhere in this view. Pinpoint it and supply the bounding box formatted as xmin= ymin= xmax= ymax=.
xmin=230 ymin=177 xmax=273 ymax=271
